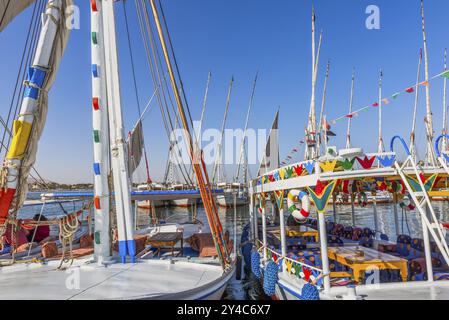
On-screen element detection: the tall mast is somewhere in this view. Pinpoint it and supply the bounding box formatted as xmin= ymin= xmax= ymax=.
xmin=235 ymin=73 xmax=258 ymax=182
xmin=102 ymin=0 xmax=135 ymax=263
xmin=377 ymin=69 xmax=384 ymax=153
xmin=149 ymin=0 xmax=229 ymax=267
xmin=212 ymin=77 xmax=233 ymax=185
xmin=443 ymin=49 xmax=448 ymax=151
xmin=91 ymin=0 xmax=111 ymax=263
xmin=410 ymin=49 xmax=423 ymax=160
xmin=345 ymin=69 xmax=355 ymax=149
xmin=190 ymin=72 xmax=212 ymax=185
xmin=305 ymin=7 xmax=321 ymax=160
xmin=197 ymin=72 xmax=212 ymax=149
xmin=317 ymin=60 xmax=330 ymax=156
xmin=421 ymin=0 xmax=435 ymax=165
xmin=0 ymin=0 xmax=69 ymax=226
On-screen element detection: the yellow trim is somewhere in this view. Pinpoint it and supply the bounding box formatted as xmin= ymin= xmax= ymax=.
xmin=429 ymin=191 xmax=449 ymax=197
xmin=7 ymin=120 xmax=32 ymax=159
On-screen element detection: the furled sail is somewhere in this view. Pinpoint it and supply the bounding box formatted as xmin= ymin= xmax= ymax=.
xmin=0 ymin=0 xmax=72 ymax=225
xmin=127 ymin=120 xmax=144 ymax=176
xmin=0 ymin=0 xmax=35 ymax=32
xmin=258 ymin=110 xmax=280 ymax=176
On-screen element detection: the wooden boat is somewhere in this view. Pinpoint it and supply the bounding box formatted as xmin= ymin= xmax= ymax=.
xmin=0 ymin=0 xmax=235 ymax=300
xmin=246 ymin=3 xmax=449 ymax=300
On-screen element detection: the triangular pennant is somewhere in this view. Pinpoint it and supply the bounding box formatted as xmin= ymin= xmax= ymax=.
xmin=442 ymin=70 xmax=449 ymax=78
xmin=307 ymin=180 xmax=337 ymax=214
xmin=285 ymin=167 xmax=294 ymax=179
xmin=293 ymin=164 xmax=303 ymax=176
xmin=405 ymin=174 xmax=438 ymax=192
xmin=377 ymin=154 xmax=396 ymax=167
xmin=392 ymin=92 xmax=400 ymax=99
xmin=304 ymin=161 xmax=315 ymax=175
xmin=406 ymin=87 xmax=415 ymax=93
xmin=279 ymin=168 xmax=286 ymax=180
xmin=286 ymin=259 xmax=293 ymax=273
xmin=356 ymin=156 xmax=376 ymax=169
xmin=319 ymin=160 xmax=337 ymax=173
xmin=273 ymin=190 xmax=285 ymax=210
xmin=338 ymin=158 xmax=355 ymax=171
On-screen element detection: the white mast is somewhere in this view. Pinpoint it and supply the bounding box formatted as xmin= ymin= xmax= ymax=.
xmin=345 ymin=69 xmax=355 ymax=149
xmin=410 ymin=49 xmax=423 ymax=161
xmin=421 ymin=0 xmax=436 ymax=165
xmin=317 ymin=60 xmax=330 ymax=156
xmin=102 ymin=0 xmax=135 ymax=263
xmin=212 ymin=77 xmax=233 ymax=185
xmin=304 ymin=7 xmax=321 ymax=160
xmin=235 ymin=73 xmax=258 ymax=183
xmin=377 ymin=70 xmax=384 ymax=153
xmin=443 ymin=48 xmax=448 ymax=151
xmin=91 ymin=0 xmax=111 ymax=263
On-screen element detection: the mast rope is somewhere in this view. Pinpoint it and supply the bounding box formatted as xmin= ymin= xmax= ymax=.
xmin=136 ymin=0 xmax=193 ymax=185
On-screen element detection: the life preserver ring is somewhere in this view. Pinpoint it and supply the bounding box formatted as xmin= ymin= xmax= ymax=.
xmin=399 ymin=194 xmax=415 ymax=211
xmin=287 ymin=190 xmax=311 ymax=221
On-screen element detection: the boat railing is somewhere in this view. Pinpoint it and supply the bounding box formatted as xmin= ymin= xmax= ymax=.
xmin=256 ymin=239 xmax=324 ymax=280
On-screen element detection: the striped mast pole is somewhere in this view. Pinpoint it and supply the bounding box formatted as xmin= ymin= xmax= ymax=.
xmin=304 ymin=7 xmax=322 ymax=160
xmin=377 ymin=69 xmax=384 ymax=154
xmin=0 ymin=1 xmax=64 ymax=227
xmin=421 ymin=0 xmax=436 ymax=166
xmin=91 ymin=0 xmax=112 ymax=263
xmin=442 ymin=48 xmax=448 ymax=152
xmin=410 ymin=49 xmax=423 ymax=161
xmin=345 ymin=69 xmax=355 ymax=149
xmin=102 ymin=0 xmax=135 ymax=263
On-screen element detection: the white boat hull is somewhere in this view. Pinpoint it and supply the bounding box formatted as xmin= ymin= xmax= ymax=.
xmin=170 ymin=198 xmax=198 ymax=207
xmin=0 ymin=258 xmax=235 ymax=300
xmin=216 ymin=194 xmax=248 ymax=208
xmin=137 ymin=200 xmax=165 ymax=209
xmin=274 ymin=271 xmax=449 ymax=300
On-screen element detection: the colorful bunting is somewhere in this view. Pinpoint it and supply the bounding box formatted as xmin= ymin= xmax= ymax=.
xmin=319 ymin=160 xmax=337 ymax=173
xmin=405 ymin=173 xmax=438 ymax=192
xmin=307 ymin=180 xmax=337 ymax=214
xmin=273 ymin=190 xmax=285 ymax=210
xmin=356 ymin=156 xmax=376 ymax=170
xmin=304 ymin=161 xmax=315 ymax=175
xmin=338 ymin=158 xmax=355 ymax=171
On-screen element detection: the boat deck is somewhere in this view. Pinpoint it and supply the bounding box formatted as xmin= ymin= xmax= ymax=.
xmin=328 ymin=281 xmax=449 ymax=300
xmin=0 ymin=258 xmax=226 ymax=300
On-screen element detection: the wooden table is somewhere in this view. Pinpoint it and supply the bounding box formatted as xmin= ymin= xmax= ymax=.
xmin=147 ymin=232 xmax=183 ymax=257
xmin=327 ymin=246 xmax=408 ymax=282
xmin=270 ymin=226 xmax=319 ymax=242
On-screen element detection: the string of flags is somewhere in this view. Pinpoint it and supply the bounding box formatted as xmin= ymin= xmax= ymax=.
xmin=330 ymin=70 xmax=449 ymax=125
xmin=280 ymin=142 xmax=304 ymax=166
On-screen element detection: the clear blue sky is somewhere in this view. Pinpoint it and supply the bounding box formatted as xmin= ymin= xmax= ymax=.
xmin=0 ymin=0 xmax=448 ymax=183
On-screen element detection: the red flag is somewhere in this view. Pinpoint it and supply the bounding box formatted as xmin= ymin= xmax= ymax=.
xmin=372 ymin=102 xmax=379 ymax=107
xmin=406 ymin=87 xmax=415 ymax=93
